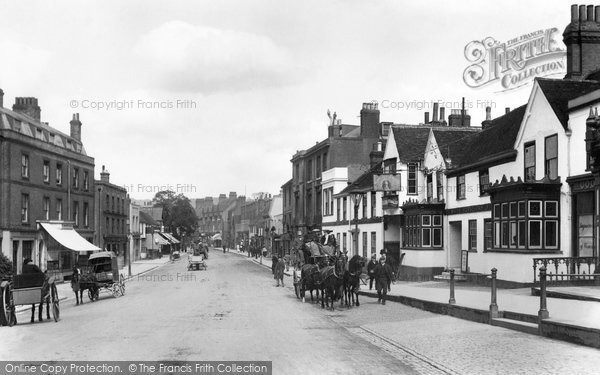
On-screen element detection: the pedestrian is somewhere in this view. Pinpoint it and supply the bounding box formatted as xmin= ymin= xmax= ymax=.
xmin=271 ymin=255 xmax=278 ymax=275
xmin=367 ymin=254 xmax=378 ymax=290
xmin=274 ymin=257 xmax=285 ymax=287
xmin=374 ymin=255 xmax=393 ymax=305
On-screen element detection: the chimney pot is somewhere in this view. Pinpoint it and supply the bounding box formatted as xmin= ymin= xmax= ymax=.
xmin=572 ymin=4 xmax=579 ymax=21
xmin=580 ymin=5 xmax=587 ymax=21
xmin=485 ymin=106 xmax=491 ymax=121
xmin=588 ymin=5 xmax=594 ymax=21
xmin=505 ymin=107 xmax=510 ymax=114
xmin=433 ymin=103 xmax=439 ymax=122
xmin=425 ymin=112 xmax=430 ymax=124
xmin=596 ymin=6 xmax=600 ymax=22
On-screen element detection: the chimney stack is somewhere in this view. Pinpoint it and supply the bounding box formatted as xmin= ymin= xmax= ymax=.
xmin=432 ymin=102 xmax=439 ymax=123
xmin=505 ymin=107 xmax=510 ymax=114
xmin=70 ymin=113 xmax=82 ymax=141
xmin=100 ymin=165 xmax=110 ymax=183
xmin=0 ymin=88 xmax=3 ymax=108
xmin=563 ymin=4 xmax=600 ymax=80
xmin=360 ymin=102 xmax=380 ymax=139
xmin=424 ymin=112 xmax=430 ymax=124
xmin=440 ymin=107 xmax=446 ymax=125
xmin=13 ymin=97 xmax=41 ymax=121
xmin=482 ymin=107 xmax=493 ymax=130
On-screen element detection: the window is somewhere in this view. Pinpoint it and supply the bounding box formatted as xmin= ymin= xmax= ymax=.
xmin=491 ymin=199 xmax=559 ymax=250
xmin=484 ymin=219 xmax=492 ymax=251
xmin=436 ymin=171 xmax=444 ymax=201
xmin=21 ymin=154 xmax=29 ymax=178
xmin=336 ymin=233 xmax=340 ymax=248
xmin=384 ymin=158 xmax=397 ymax=174
xmin=362 ymin=232 xmax=368 ymax=258
xmin=43 ymin=160 xmax=50 ymax=183
xmin=21 ymin=194 xmax=29 ymax=223
xmin=479 ymin=169 xmax=489 ymax=195
xmin=322 ymin=153 xmax=327 ymax=171
xmin=56 ymin=163 xmax=62 ymax=185
xmin=469 ymin=220 xmax=477 ymax=251
xmin=403 ymin=212 xmax=443 ymax=248
xmin=72 ymin=167 xmax=79 ymax=188
xmin=43 ymin=197 xmax=50 ymax=220
xmin=371 ymin=192 xmax=376 ymax=217
xmin=362 ymin=193 xmax=367 ymax=218
xmin=56 ymin=199 xmax=62 ymax=220
xmin=324 ymin=188 xmax=330 ymax=216
xmin=73 ymin=201 xmax=79 ymax=226
xmin=371 ymin=232 xmax=376 ymax=253
xmin=307 ymin=159 xmax=313 ymax=181
xmin=407 ymin=163 xmax=418 ymax=194
xmin=316 ymin=156 xmax=321 ymax=177
xmin=106 ymin=218 xmax=110 ymax=233
xmin=457 ymin=175 xmax=466 ymax=199
xmin=343 ymin=233 xmax=347 ymax=251
xmin=426 ymin=174 xmax=433 ymax=202
xmin=342 ymin=197 xmax=347 ymax=220
xmin=112 ymin=196 xmax=115 ymax=211
xmin=524 ymin=142 xmax=536 ymax=182
xmin=336 ymin=198 xmax=340 ymax=221
xmin=83 ymin=202 xmax=89 ymax=227
xmin=83 ymin=171 xmax=89 ymax=191
xmin=545 ymin=135 xmax=558 ymax=179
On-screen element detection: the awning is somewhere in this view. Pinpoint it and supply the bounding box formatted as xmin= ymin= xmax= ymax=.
xmin=212 ymin=233 xmax=222 ymax=241
xmin=39 ymin=222 xmax=101 ymax=252
xmin=163 ymin=233 xmax=180 ymax=244
xmin=153 ymin=233 xmax=170 ymax=245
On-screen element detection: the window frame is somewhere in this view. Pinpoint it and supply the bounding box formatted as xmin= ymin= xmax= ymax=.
xmin=407 ymin=163 xmax=418 ymax=195
xmin=456 ymin=174 xmax=466 ymax=200
xmin=544 ymin=134 xmax=558 ymax=179
xmin=524 ymin=141 xmax=536 ymax=182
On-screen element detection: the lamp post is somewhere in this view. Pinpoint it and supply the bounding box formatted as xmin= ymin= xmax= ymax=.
xmin=353 ymin=193 xmax=362 ymax=257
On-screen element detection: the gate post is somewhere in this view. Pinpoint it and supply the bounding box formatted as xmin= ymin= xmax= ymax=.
xmin=449 ymin=269 xmax=456 ymax=305
xmin=538 ymin=266 xmax=549 ymax=322
xmin=489 ymin=268 xmax=498 ymax=321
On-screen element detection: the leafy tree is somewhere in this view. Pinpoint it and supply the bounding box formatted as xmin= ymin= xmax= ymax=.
xmin=0 ymin=252 xmax=13 ymax=279
xmin=152 ymin=191 xmax=198 ymax=238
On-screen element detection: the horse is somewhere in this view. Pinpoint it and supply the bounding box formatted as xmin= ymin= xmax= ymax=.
xmin=300 ymin=263 xmax=321 ymax=303
xmin=343 ymin=255 xmax=366 ymax=308
xmin=71 ymin=269 xmax=99 ymax=305
xmin=319 ymin=256 xmax=345 ymax=310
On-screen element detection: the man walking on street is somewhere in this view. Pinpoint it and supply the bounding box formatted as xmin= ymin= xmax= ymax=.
xmin=374 ymin=256 xmax=393 ymax=305
xmin=367 ymin=254 xmax=377 ymax=290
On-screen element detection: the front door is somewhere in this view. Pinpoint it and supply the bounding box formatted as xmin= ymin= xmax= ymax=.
xmin=448 ymin=221 xmax=462 ymax=269
xmin=576 ymin=191 xmax=595 ymax=257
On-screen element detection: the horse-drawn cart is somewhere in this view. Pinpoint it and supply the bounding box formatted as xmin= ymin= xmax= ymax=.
xmin=1 ymin=274 xmax=59 ymax=326
xmin=84 ymin=251 xmax=125 ymax=301
xmin=188 ymin=247 xmax=207 ymax=271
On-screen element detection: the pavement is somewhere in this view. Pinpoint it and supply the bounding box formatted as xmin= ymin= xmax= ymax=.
xmin=227 ymin=248 xmax=600 ymax=348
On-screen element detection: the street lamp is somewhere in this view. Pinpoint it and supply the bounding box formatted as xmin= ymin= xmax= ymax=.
xmin=353 ymin=193 xmax=363 ymax=257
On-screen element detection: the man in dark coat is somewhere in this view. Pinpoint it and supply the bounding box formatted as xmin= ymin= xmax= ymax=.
xmin=274 ymin=257 xmax=285 ymax=287
xmin=367 ymin=254 xmax=378 ymax=290
xmin=271 ymin=255 xmax=278 ymax=275
xmin=374 ymin=256 xmax=393 ymax=305
xmin=22 ymin=258 xmax=43 ymax=274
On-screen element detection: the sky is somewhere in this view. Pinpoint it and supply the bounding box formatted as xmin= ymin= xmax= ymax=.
xmin=0 ymin=0 xmax=574 ymax=200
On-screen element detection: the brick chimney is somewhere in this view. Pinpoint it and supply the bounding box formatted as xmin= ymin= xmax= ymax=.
xmin=360 ymin=102 xmax=380 ymax=139
xmin=100 ymin=165 xmax=110 ymax=183
xmin=563 ymin=5 xmax=600 ymax=80
xmin=70 ymin=113 xmax=82 ymax=141
xmin=229 ymin=192 xmax=237 ymax=199
xmin=13 ymin=97 xmax=41 ymax=121
xmin=448 ymin=98 xmax=471 ymax=127
xmin=481 ymin=107 xmax=493 ymax=130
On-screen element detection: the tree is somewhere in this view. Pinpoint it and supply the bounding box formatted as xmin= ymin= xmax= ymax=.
xmin=152 ymin=191 xmax=198 ymax=238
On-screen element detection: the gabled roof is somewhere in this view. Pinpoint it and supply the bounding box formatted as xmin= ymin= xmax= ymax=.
xmin=338 ymin=168 xmax=377 ymax=195
xmin=537 ymin=78 xmax=600 ymax=130
xmin=391 ymin=125 xmax=480 ymax=164
xmin=453 ymin=104 xmax=527 ymax=170
xmin=139 ymin=210 xmax=159 ymax=226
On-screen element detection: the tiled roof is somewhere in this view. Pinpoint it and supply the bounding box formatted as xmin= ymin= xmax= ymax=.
xmin=454 ymin=104 xmax=527 ymax=168
xmin=537 ymin=78 xmax=600 ymax=130
xmin=139 ymin=210 xmax=159 ymax=226
xmin=432 ymin=128 xmax=480 ymax=163
xmin=339 ymin=168 xmax=377 ymax=195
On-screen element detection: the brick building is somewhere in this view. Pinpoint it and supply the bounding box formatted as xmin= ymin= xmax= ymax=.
xmin=0 ymin=91 xmax=96 ymax=276
xmin=94 ymin=165 xmax=129 ymax=268
xmin=283 ymin=102 xmax=385 ymax=245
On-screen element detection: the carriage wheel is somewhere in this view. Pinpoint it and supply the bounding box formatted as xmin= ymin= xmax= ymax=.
xmin=50 ymin=284 xmax=60 ymax=322
xmin=112 ymin=284 xmax=120 ymax=298
xmin=2 ymin=285 xmax=15 ymax=327
xmin=119 ymin=275 xmax=125 ymax=296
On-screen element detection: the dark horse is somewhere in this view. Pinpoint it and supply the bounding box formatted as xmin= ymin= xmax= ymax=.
xmin=71 ymin=269 xmax=99 ymax=304
xmin=343 ymin=255 xmax=366 ymax=308
xmin=300 ymin=263 xmax=322 ymax=303
xmin=319 ymin=256 xmax=345 ymax=310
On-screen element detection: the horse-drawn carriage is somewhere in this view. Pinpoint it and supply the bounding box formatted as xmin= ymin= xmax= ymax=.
xmin=75 ymin=251 xmax=125 ymax=302
xmin=1 ymin=274 xmax=59 ymax=326
xmin=188 ymin=246 xmax=207 ymax=271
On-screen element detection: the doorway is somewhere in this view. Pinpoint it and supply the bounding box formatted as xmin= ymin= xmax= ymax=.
xmin=448 ymin=221 xmax=462 ymax=269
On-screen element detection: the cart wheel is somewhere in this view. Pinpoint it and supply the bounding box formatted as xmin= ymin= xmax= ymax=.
xmin=51 ymin=284 xmax=60 ymax=322
xmin=2 ymin=285 xmax=15 ymax=327
xmin=112 ymin=284 xmax=120 ymax=298
xmin=119 ymin=275 xmax=125 ymax=296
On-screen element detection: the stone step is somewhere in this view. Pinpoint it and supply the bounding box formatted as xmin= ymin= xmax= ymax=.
xmin=491 ymin=318 xmax=539 ymax=335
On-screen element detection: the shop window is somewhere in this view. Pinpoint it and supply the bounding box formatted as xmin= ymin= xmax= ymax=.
xmin=403 ymin=212 xmax=443 ymax=249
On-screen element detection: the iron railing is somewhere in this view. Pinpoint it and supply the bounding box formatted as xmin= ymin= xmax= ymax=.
xmin=532 ymin=256 xmax=597 ymax=283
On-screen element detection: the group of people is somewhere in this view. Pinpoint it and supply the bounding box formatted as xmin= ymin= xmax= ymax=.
xmin=366 ymin=251 xmax=395 ymax=305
